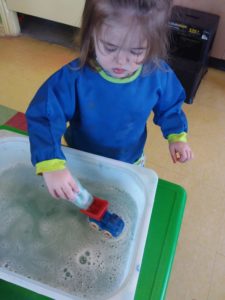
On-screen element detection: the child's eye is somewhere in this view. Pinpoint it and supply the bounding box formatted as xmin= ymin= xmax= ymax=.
xmin=103 ymin=45 xmax=118 ymax=53
xmin=130 ymin=49 xmax=144 ymax=56
xmin=100 ymin=40 xmax=118 ymax=53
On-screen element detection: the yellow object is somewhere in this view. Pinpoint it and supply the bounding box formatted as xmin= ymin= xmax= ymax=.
xmin=167 ymin=132 xmax=187 ymax=144
xmin=36 ymin=159 xmax=66 ymax=174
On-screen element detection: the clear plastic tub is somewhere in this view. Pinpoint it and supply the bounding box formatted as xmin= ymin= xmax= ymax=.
xmin=0 ymin=134 xmax=158 ymax=300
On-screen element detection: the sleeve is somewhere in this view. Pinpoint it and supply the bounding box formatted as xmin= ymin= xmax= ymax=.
xmin=25 ymin=64 xmax=76 ymax=167
xmin=167 ymin=132 xmax=187 ymax=143
xmin=152 ymin=65 xmax=188 ymax=139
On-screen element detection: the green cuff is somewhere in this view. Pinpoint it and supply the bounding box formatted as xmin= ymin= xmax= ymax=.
xmin=167 ymin=132 xmax=187 ymax=144
xmin=36 ymin=159 xmax=66 ymax=175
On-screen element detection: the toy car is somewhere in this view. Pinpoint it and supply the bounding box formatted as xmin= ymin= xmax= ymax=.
xmin=88 ymin=211 xmax=125 ymax=238
xmin=80 ymin=197 xmax=124 ymax=238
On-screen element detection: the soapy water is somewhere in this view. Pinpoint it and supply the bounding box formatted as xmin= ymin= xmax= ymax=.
xmin=0 ymin=164 xmax=138 ymax=299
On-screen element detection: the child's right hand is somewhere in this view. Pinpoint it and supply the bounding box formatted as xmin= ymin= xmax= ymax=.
xmin=43 ymin=168 xmax=78 ymax=201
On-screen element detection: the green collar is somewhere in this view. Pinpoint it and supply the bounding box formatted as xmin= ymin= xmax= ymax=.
xmin=98 ymin=66 xmax=143 ymax=83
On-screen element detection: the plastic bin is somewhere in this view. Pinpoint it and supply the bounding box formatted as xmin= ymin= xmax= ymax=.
xmin=0 ymin=128 xmax=186 ymax=299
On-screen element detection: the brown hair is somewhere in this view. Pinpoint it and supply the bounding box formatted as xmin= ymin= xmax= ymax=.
xmin=79 ymin=0 xmax=172 ymax=68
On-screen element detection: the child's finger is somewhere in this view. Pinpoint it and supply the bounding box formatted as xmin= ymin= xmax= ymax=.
xmin=63 ymin=184 xmax=76 ymax=200
xmin=170 ymin=149 xmax=177 ymax=163
xmin=69 ymin=179 xmax=79 ymax=192
xmin=177 ymin=150 xmax=187 ymax=163
xmin=184 ymin=149 xmax=193 ymax=162
xmin=53 ymin=188 xmax=61 ymax=199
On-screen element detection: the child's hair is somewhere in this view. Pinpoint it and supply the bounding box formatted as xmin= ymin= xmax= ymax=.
xmin=79 ymin=0 xmax=172 ymax=69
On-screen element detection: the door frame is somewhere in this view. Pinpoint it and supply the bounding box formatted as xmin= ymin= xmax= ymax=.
xmin=0 ymin=0 xmax=20 ymax=35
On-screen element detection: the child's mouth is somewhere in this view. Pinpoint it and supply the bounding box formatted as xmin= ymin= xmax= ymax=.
xmin=112 ymin=68 xmax=126 ymax=75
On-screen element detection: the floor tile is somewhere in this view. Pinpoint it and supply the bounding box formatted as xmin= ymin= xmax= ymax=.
xmin=195 ymin=68 xmax=225 ymax=112
xmin=207 ymin=254 xmax=225 ymax=300
xmin=167 ymin=243 xmax=215 ymax=300
xmin=0 ymin=36 xmax=77 ymax=112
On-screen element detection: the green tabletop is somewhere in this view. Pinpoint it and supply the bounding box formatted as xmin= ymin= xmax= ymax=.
xmin=135 ymin=179 xmax=186 ymax=300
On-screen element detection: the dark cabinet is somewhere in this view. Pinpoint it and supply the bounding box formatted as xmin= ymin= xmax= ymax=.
xmin=169 ymin=6 xmax=219 ymax=103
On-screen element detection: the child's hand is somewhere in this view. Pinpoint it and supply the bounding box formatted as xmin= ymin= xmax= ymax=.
xmin=169 ymin=142 xmax=193 ymax=163
xmin=43 ymin=168 xmax=78 ymax=200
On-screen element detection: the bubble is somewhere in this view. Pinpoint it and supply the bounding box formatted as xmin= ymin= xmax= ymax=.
xmin=79 ymin=255 xmax=87 ymax=265
xmin=66 ymin=271 xmax=72 ymax=278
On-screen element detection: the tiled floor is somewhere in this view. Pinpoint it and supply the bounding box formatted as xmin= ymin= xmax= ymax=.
xmin=1 ymin=35 xmax=225 ymax=300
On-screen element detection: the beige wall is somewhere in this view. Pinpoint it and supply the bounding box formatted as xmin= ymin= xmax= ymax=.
xmin=5 ymin=0 xmax=85 ymax=27
xmin=173 ymin=0 xmax=225 ymax=59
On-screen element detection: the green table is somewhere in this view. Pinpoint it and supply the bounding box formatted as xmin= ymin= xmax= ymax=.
xmin=0 ymin=126 xmax=186 ymax=300
xmin=135 ymin=179 xmax=186 ymax=299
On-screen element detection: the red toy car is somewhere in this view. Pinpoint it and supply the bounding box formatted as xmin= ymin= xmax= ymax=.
xmin=80 ymin=197 xmax=125 ymax=238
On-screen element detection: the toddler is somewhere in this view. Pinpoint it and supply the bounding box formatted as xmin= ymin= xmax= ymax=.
xmin=26 ymin=0 xmax=193 ymax=201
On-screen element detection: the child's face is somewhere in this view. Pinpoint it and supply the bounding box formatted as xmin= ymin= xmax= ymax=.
xmin=93 ymin=20 xmax=147 ymax=78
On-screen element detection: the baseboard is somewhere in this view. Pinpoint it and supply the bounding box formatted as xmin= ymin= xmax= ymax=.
xmin=208 ymin=57 xmax=225 ymax=72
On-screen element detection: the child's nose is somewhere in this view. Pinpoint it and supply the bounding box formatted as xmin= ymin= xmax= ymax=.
xmin=114 ymin=50 xmax=130 ymax=65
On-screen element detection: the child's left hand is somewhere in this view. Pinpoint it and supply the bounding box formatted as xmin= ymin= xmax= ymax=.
xmin=169 ymin=142 xmax=193 ymax=163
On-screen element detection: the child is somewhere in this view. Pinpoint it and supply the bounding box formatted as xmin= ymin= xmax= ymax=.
xmin=26 ymin=0 xmax=193 ymax=201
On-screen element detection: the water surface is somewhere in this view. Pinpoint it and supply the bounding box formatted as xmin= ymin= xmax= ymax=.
xmin=0 ymin=164 xmax=138 ymax=299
